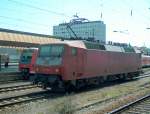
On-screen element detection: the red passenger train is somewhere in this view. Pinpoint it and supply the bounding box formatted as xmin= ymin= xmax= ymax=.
xmin=142 ymin=55 xmax=150 ymax=68
xmin=33 ymin=41 xmax=141 ymax=91
xmin=19 ymin=48 xmax=38 ymax=79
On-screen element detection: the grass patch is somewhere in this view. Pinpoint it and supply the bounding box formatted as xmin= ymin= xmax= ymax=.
xmin=55 ymin=94 xmax=75 ymax=114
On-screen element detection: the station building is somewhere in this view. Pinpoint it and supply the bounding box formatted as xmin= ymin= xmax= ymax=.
xmin=0 ymin=28 xmax=60 ymax=62
xmin=53 ymin=16 xmax=106 ymax=43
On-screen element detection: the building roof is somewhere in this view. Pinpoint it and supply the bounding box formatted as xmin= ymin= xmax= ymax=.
xmin=58 ymin=20 xmax=105 ymax=26
xmin=0 ymin=28 xmax=55 ymax=38
xmin=0 ymin=28 xmax=60 ymax=47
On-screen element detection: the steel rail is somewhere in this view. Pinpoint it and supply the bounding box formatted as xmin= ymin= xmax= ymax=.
xmin=0 ymin=91 xmax=50 ymax=108
xmin=71 ymin=72 xmax=150 ymax=113
xmin=108 ymin=94 xmax=150 ymax=114
xmin=0 ymin=84 xmax=39 ymax=93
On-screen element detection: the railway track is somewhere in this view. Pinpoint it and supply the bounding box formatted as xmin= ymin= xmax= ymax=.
xmin=0 ymin=84 xmax=39 ymax=93
xmin=0 ymin=70 xmax=149 ymax=111
xmin=0 ymin=91 xmax=50 ymax=109
xmin=0 ymin=80 xmax=24 ymax=85
xmin=70 ymin=72 xmax=150 ymax=114
xmin=0 ymin=72 xmax=23 ymax=84
xmin=74 ymin=91 xmax=149 ymax=113
xmin=109 ymin=94 xmax=150 ymax=114
xmin=135 ymin=72 xmax=150 ymax=79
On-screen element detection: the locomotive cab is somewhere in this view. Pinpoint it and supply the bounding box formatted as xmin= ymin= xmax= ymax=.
xmin=34 ymin=43 xmax=84 ymax=90
xmin=19 ymin=49 xmax=37 ymax=79
xmin=34 ymin=44 xmax=66 ymax=88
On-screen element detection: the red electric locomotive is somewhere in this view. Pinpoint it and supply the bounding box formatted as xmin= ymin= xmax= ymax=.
xmin=33 ymin=41 xmax=141 ymax=91
xmin=19 ymin=48 xmax=38 ymax=79
xmin=142 ymin=55 xmax=150 ymax=68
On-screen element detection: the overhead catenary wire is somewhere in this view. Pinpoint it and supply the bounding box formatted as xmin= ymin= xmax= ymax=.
xmin=0 ymin=15 xmax=49 ymax=27
xmin=7 ymin=0 xmax=70 ymax=17
xmin=123 ymin=0 xmax=150 ymax=26
xmin=101 ymin=0 xmax=150 ymax=34
xmin=1 ymin=7 xmax=36 ymax=15
xmin=0 ymin=21 xmax=49 ymax=32
xmin=2 ymin=0 xmax=71 ymax=32
xmin=2 ymin=0 xmax=150 ymax=38
xmin=101 ymin=0 xmax=150 ymax=25
xmin=0 ymin=15 xmax=51 ymax=34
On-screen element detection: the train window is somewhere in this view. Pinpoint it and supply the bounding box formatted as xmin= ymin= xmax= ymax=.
xmin=20 ymin=50 xmax=33 ymax=63
xmin=39 ymin=45 xmax=51 ymax=57
xmin=72 ymin=48 xmax=77 ymax=56
xmin=27 ymin=56 xmax=32 ymax=59
xmin=39 ymin=45 xmax=64 ymax=57
xmin=51 ymin=45 xmax=64 ymax=57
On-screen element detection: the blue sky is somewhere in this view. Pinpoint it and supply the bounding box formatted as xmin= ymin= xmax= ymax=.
xmin=0 ymin=0 xmax=150 ymax=47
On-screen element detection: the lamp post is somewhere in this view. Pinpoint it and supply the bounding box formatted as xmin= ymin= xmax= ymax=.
xmin=113 ymin=30 xmax=130 ymax=44
xmin=113 ymin=30 xmax=129 ymax=34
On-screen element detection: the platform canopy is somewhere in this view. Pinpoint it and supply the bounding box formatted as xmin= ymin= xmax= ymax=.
xmin=0 ymin=28 xmax=60 ymax=48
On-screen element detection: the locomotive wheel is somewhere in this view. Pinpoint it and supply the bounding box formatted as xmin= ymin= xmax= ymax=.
xmin=65 ymin=84 xmax=75 ymax=93
xmin=22 ymin=69 xmax=29 ymax=80
xmin=74 ymin=80 xmax=84 ymax=91
xmin=42 ymin=83 xmax=47 ymax=89
xmin=98 ymin=77 xmax=105 ymax=84
xmin=51 ymin=80 xmax=66 ymax=93
xmin=30 ymin=75 xmax=38 ymax=85
xmin=32 ymin=80 xmax=38 ymax=85
xmin=23 ymin=75 xmax=29 ymax=80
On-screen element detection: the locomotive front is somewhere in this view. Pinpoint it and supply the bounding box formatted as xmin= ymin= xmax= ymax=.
xmin=19 ymin=49 xmax=35 ymax=79
xmin=34 ymin=44 xmax=65 ymax=89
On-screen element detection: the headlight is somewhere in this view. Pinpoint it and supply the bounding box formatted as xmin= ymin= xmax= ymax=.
xmin=55 ymin=68 xmax=59 ymax=73
xmin=36 ymin=68 xmax=39 ymax=72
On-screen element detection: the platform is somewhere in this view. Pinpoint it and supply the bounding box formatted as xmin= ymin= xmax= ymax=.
xmin=0 ymin=63 xmax=18 ymax=73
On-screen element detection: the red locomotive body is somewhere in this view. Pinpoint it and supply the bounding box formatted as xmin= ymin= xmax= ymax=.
xmin=142 ymin=55 xmax=150 ymax=67
xmin=82 ymin=49 xmax=140 ymax=78
xmin=19 ymin=48 xmax=38 ymax=79
xmin=34 ymin=41 xmax=141 ymax=90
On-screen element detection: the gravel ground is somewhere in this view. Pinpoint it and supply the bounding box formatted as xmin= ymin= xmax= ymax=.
xmin=142 ymin=68 xmax=150 ymax=73
xmin=0 ymin=72 xmax=150 ymax=114
xmin=76 ymin=87 xmax=150 ymax=114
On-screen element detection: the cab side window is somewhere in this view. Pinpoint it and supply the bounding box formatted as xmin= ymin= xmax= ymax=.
xmin=72 ymin=48 xmax=77 ymax=56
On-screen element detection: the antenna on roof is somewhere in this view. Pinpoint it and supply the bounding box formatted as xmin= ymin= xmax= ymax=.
xmin=73 ymin=13 xmax=79 ymax=18
xmin=131 ymin=9 xmax=133 ymax=16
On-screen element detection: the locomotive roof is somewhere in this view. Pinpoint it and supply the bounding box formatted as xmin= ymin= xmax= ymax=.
xmin=41 ymin=40 xmax=86 ymax=49
xmin=142 ymin=55 xmax=150 ymax=58
xmin=42 ymin=40 xmax=137 ymax=53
